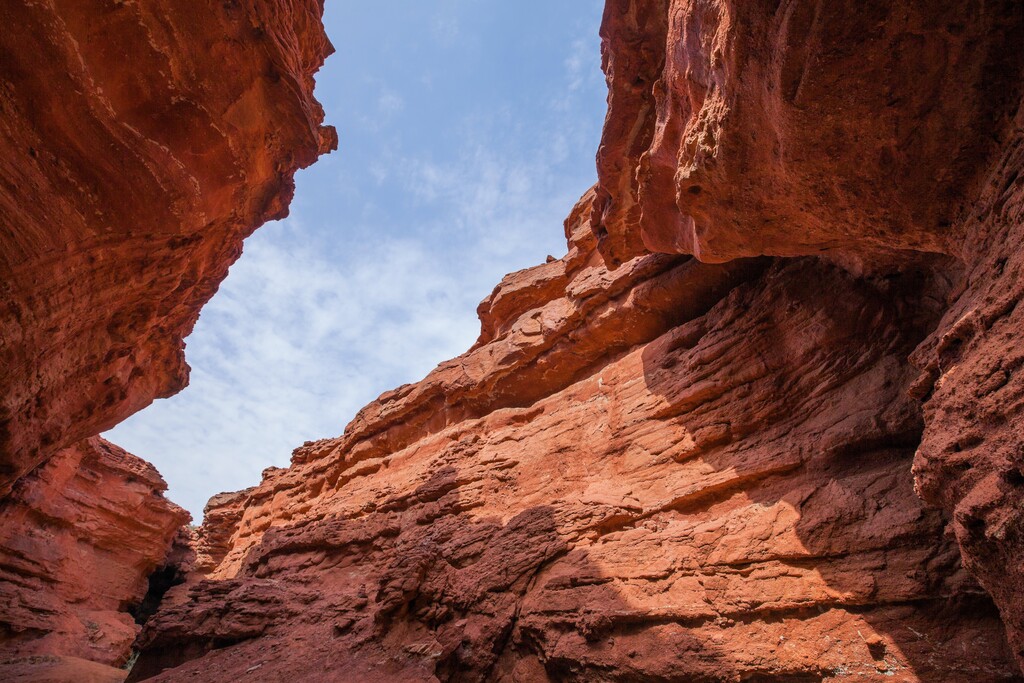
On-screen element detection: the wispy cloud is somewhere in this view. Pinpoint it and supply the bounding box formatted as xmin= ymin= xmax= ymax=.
xmin=105 ymin=2 xmax=608 ymax=519
xmin=431 ymin=16 xmax=460 ymax=45
xmin=106 ymin=221 xmax=486 ymax=518
xmin=377 ymin=88 xmax=405 ymax=115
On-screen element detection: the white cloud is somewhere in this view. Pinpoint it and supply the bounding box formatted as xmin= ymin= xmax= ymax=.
xmin=565 ymin=38 xmax=589 ymax=92
xmin=431 ymin=16 xmax=460 ymax=45
xmin=106 ymin=221 xmax=487 ymax=518
xmin=377 ymin=88 xmax=405 ymax=115
xmin=104 ymin=5 xmax=607 ymax=520
xmin=105 ymin=131 xmax=579 ymax=518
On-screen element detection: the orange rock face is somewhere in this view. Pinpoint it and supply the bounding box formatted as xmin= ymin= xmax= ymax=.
xmin=3 ymin=0 xmax=1024 ymax=681
xmin=0 ymin=0 xmax=336 ymax=495
xmin=123 ymin=198 xmax=1019 ymax=681
xmin=0 ymin=437 xmax=188 ymax=674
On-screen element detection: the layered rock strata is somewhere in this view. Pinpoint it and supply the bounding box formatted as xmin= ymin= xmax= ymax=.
xmin=0 ymin=437 xmax=188 ymax=677
xmin=2 ymin=0 xmax=1024 ymax=681
xmin=589 ymin=0 xmax=1024 ymax=667
xmin=0 ymin=0 xmax=336 ymax=495
xmin=591 ymin=0 xmax=1024 ymax=266
xmin=127 ymin=200 xmax=1020 ymax=681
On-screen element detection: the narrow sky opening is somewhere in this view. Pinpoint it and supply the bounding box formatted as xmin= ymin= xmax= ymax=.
xmin=105 ymin=1 xmax=608 ymax=519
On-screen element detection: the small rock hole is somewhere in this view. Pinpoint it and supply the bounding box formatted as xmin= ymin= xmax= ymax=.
xmin=1003 ymin=469 xmax=1024 ymax=487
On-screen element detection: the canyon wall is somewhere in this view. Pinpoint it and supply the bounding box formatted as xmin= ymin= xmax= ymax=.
xmin=0 ymin=0 xmax=334 ymax=676
xmin=0 ymin=0 xmax=336 ymax=496
xmin=3 ymin=0 xmax=1024 ymax=681
xmin=0 ymin=437 xmax=188 ymax=681
xmin=588 ymin=0 xmax=1024 ymax=666
xmin=125 ymin=1 xmax=1024 ymax=681
xmin=591 ymin=0 xmax=1023 ymax=266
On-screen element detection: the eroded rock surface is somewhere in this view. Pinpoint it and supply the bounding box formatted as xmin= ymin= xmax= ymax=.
xmin=589 ymin=0 xmax=1024 ymax=671
xmin=3 ymin=0 xmax=1024 ymax=681
xmin=910 ymin=107 xmax=1024 ymax=665
xmin=0 ymin=437 xmax=188 ymax=674
xmin=0 ymin=0 xmax=336 ymax=494
xmin=127 ymin=200 xmax=1020 ymax=681
xmin=592 ymin=0 xmax=1024 ymax=265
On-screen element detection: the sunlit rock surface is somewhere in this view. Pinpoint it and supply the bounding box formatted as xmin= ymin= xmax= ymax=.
xmin=4 ymin=0 xmax=1024 ymax=681
xmin=0 ymin=437 xmax=188 ymax=676
xmin=129 ymin=196 xmax=1020 ymax=681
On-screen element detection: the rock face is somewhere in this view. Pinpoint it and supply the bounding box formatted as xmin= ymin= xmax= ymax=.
xmin=0 ymin=437 xmax=189 ymax=674
xmin=122 ymin=1 xmax=1024 ymax=680
xmin=124 ymin=195 xmax=1019 ymax=681
xmin=4 ymin=0 xmax=1024 ymax=681
xmin=0 ymin=0 xmax=336 ymax=495
xmin=591 ymin=0 xmax=1024 ymax=266
xmin=588 ymin=0 xmax=1024 ymax=668
xmin=910 ymin=109 xmax=1024 ymax=666
xmin=0 ymin=0 xmax=333 ymax=674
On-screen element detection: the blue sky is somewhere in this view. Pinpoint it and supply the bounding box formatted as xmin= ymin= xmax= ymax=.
xmin=106 ymin=1 xmax=607 ymax=519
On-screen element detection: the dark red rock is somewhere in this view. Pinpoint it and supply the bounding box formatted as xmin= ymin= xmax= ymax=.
xmin=910 ymin=107 xmax=1024 ymax=666
xmin=592 ymin=0 xmax=1024 ymax=266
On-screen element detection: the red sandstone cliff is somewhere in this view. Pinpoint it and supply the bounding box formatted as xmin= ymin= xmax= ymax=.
xmin=0 ymin=437 xmax=189 ymax=681
xmin=123 ymin=1 xmax=1024 ymax=681
xmin=4 ymin=0 xmax=1024 ymax=682
xmin=0 ymin=0 xmax=336 ymax=496
xmin=587 ymin=0 xmax=1024 ymax=668
xmin=0 ymin=0 xmax=334 ymax=676
xmin=591 ymin=0 xmax=1023 ymax=266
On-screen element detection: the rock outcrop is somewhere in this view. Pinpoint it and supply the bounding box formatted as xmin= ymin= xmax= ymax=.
xmin=0 ymin=437 xmax=188 ymax=677
xmin=0 ymin=0 xmax=334 ymax=674
xmin=591 ymin=0 xmax=1024 ymax=266
xmin=123 ymin=1 xmax=1024 ymax=681
xmin=910 ymin=108 xmax=1024 ymax=666
xmin=125 ymin=196 xmax=1020 ymax=681
xmin=589 ymin=0 xmax=1024 ymax=669
xmin=3 ymin=0 xmax=1024 ymax=681
xmin=0 ymin=0 xmax=336 ymax=495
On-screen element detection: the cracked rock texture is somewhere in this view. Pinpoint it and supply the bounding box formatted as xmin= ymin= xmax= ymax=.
xmin=0 ymin=437 xmax=188 ymax=678
xmin=0 ymin=0 xmax=336 ymax=496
